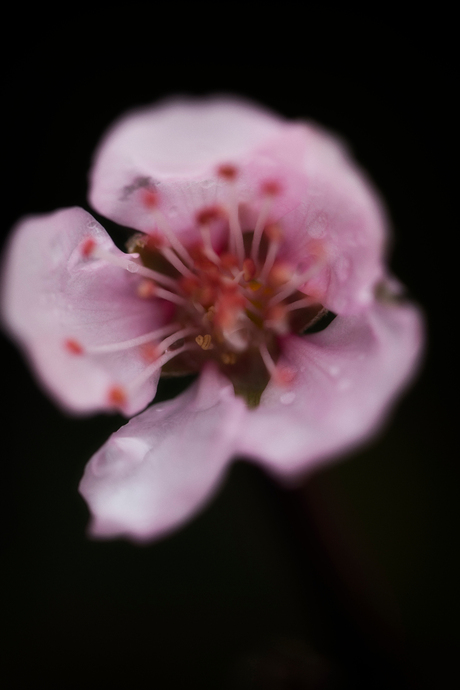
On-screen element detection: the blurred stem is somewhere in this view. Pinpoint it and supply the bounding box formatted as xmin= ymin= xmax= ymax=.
xmin=267 ymin=470 xmax=417 ymax=689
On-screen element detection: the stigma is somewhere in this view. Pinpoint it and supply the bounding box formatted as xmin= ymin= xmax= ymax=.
xmin=67 ymin=165 xmax=328 ymax=409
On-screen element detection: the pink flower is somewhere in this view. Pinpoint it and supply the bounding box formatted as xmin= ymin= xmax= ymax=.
xmin=1 ymin=97 xmax=423 ymax=541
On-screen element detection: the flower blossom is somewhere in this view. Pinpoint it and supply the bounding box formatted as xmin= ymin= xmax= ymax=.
xmin=1 ymin=97 xmax=423 ymax=541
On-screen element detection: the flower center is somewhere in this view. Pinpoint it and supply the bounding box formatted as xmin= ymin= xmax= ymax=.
xmin=69 ymin=166 xmax=328 ymax=409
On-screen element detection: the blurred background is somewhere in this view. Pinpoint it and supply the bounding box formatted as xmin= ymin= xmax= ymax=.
xmin=2 ymin=11 xmax=456 ymax=689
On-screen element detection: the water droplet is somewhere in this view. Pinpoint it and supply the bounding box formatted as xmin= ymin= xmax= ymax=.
xmin=201 ymin=179 xmax=213 ymax=189
xmin=280 ymin=392 xmax=296 ymax=405
xmin=168 ymin=205 xmax=178 ymax=217
xmin=329 ymin=365 xmax=340 ymax=377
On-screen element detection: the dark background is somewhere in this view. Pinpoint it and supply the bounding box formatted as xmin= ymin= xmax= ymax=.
xmin=2 ymin=12 xmax=457 ymax=689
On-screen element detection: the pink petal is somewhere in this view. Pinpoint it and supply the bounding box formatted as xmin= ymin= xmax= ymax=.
xmin=238 ymin=297 xmax=424 ymax=480
xmin=79 ymin=364 xmax=246 ymax=541
xmin=89 ymin=97 xmax=386 ymax=313
xmin=89 ymin=96 xmax=285 ymax=239
xmin=1 ymin=207 xmax=169 ymax=415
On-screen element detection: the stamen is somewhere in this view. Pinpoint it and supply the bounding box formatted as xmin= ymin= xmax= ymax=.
xmin=127 ymin=342 xmax=194 ymax=393
xmin=268 ymin=260 xmax=324 ymax=307
xmin=242 ymin=258 xmax=256 ymax=281
xmin=284 ymin=296 xmax=316 ymax=312
xmin=140 ymin=188 xmax=194 ymax=268
xmin=84 ymin=323 xmax=180 ymax=355
xmin=81 ymin=237 xmax=97 ymax=258
xmin=151 ymin=285 xmax=189 ymax=307
xmin=219 ymin=168 xmax=244 ymax=265
xmin=155 ymin=326 xmax=198 ymax=355
xmin=151 ymin=214 xmax=193 ymax=268
xmin=264 ymin=304 xmax=289 ymax=335
xmin=85 ymin=242 xmax=179 ymax=290
xmin=251 ymin=182 xmax=281 ymax=262
xmin=259 ymin=224 xmax=282 ymax=282
xmin=259 ymin=342 xmax=295 ymax=386
xmin=259 ymin=341 xmax=277 ymax=377
xmin=64 ymin=338 xmax=84 ymax=355
xmin=196 ymin=208 xmax=222 ymax=265
xmin=195 ymin=334 xmax=213 ymax=350
xmin=217 ymin=164 xmax=238 ymax=181
xmin=161 ymin=246 xmax=195 ymax=278
xmin=107 ymin=385 xmax=127 ymax=409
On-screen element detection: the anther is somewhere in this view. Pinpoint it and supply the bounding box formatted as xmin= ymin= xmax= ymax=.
xmin=81 ymin=237 xmax=96 ymax=258
xmin=217 ymin=164 xmax=238 ymax=181
xmin=64 ymin=338 xmax=84 ymax=355
xmin=107 ymin=385 xmax=127 ymax=408
xmin=137 ymin=280 xmax=156 ymax=298
xmin=261 ymin=180 xmax=282 ymax=197
xmin=196 ymin=206 xmax=223 ymax=226
xmin=195 ymin=334 xmax=212 ymax=350
xmin=140 ymin=188 xmax=159 ymax=209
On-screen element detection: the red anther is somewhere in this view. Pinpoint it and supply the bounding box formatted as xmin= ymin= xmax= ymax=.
xmin=107 ymin=385 xmax=127 ymax=407
xmin=265 ymin=223 xmax=283 ymax=242
xmin=196 ymin=205 xmax=224 ymax=226
xmin=274 ymin=365 xmax=296 ymax=386
xmin=261 ymin=180 xmax=282 ymax=196
xmin=64 ymin=338 xmax=84 ymax=355
xmin=268 ymin=261 xmax=293 ymax=287
xmin=140 ymin=343 xmax=160 ymax=363
xmin=137 ymin=280 xmax=156 ymax=298
xmin=140 ymin=188 xmax=159 ymax=209
xmin=242 ymin=258 xmax=256 ymax=281
xmin=81 ymin=237 xmax=96 ymax=258
xmin=145 ymin=232 xmax=166 ymax=250
xmin=217 ymin=163 xmax=238 ymax=180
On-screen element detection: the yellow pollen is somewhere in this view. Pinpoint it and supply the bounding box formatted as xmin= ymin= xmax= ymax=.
xmin=195 ymin=334 xmax=213 ymax=350
xmin=222 ymin=352 xmax=237 ymax=365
